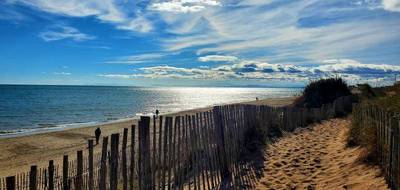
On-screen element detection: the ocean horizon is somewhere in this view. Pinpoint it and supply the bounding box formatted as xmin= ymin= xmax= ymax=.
xmin=0 ymin=85 xmax=301 ymax=136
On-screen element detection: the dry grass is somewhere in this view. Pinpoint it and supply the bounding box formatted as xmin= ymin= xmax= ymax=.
xmin=348 ymin=83 xmax=400 ymax=163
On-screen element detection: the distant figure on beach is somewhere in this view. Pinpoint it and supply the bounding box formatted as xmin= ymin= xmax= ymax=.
xmin=256 ymin=97 xmax=259 ymax=101
xmin=155 ymin=109 xmax=160 ymax=117
xmin=95 ymin=127 xmax=101 ymax=145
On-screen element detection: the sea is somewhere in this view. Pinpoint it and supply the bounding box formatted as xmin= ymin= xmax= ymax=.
xmin=0 ymin=85 xmax=301 ymax=137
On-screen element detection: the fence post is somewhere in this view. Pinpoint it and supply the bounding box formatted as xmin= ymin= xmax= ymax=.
xmin=390 ymin=115 xmax=399 ymax=189
xmin=138 ymin=116 xmax=151 ymax=190
xmin=122 ymin=128 xmax=128 ymax=190
xmin=88 ymin=140 xmax=94 ymax=190
xmin=48 ymin=160 xmax=54 ymax=190
xmin=161 ymin=117 xmax=169 ymax=190
xmin=152 ymin=115 xmax=157 ymax=190
xmin=157 ymin=116 xmax=164 ymax=190
xmin=130 ymin=125 xmax=136 ymax=190
xmin=29 ymin=166 xmax=37 ymax=190
xmin=110 ymin=134 xmax=120 ymax=190
xmin=99 ymin=137 xmax=108 ymax=190
xmin=62 ymin=155 xmax=69 ymax=190
xmin=212 ymin=106 xmax=230 ymax=179
xmin=167 ymin=117 xmax=174 ymax=190
xmin=76 ymin=150 xmax=83 ymax=190
xmin=6 ymin=176 xmax=15 ymax=190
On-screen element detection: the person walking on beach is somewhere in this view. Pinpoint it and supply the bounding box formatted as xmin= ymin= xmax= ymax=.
xmin=155 ymin=109 xmax=160 ymax=117
xmin=95 ymin=127 xmax=101 ymax=145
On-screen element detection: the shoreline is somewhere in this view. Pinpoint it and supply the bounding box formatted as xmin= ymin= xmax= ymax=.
xmin=0 ymin=96 xmax=296 ymax=176
xmin=0 ymin=96 xmax=296 ymax=139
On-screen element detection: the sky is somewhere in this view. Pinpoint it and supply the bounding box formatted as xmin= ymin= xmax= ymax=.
xmin=0 ymin=0 xmax=400 ymax=87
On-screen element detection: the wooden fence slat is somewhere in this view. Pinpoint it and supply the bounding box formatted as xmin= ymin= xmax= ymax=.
xmin=29 ymin=166 xmax=37 ymax=190
xmin=99 ymin=137 xmax=108 ymax=190
xmin=88 ymin=140 xmax=94 ymax=190
xmin=151 ymin=115 xmax=157 ymax=190
xmin=6 ymin=176 xmax=15 ymax=190
xmin=110 ymin=134 xmax=119 ymax=190
xmin=76 ymin=151 xmax=83 ymax=190
xmin=138 ymin=116 xmax=151 ymax=190
xmin=122 ymin=128 xmax=128 ymax=190
xmin=187 ymin=115 xmax=197 ymax=190
xmin=48 ymin=160 xmax=54 ymax=190
xmin=171 ymin=116 xmax=178 ymax=190
xmin=175 ymin=116 xmax=183 ymax=190
xmin=184 ymin=115 xmax=192 ymax=190
xmin=161 ymin=117 xmax=169 ymax=190
xmin=138 ymin=120 xmax=145 ymax=190
xmin=63 ymin=155 xmax=69 ymax=190
xmin=130 ymin=125 xmax=136 ymax=190
xmin=167 ymin=117 xmax=173 ymax=190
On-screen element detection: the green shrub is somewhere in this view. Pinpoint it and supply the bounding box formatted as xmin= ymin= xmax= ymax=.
xmin=295 ymin=78 xmax=351 ymax=108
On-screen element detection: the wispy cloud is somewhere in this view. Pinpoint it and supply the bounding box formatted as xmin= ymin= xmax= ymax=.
xmin=149 ymin=0 xmax=221 ymax=13
xmin=0 ymin=3 xmax=26 ymax=21
xmin=54 ymin=72 xmax=71 ymax=75
xmin=116 ymin=16 xmax=153 ymax=33
xmin=198 ymin=55 xmax=238 ymax=62
xmin=156 ymin=0 xmax=400 ymax=65
xmin=9 ymin=0 xmax=153 ymax=33
xmin=104 ymin=53 xmax=169 ymax=64
xmin=39 ymin=24 xmax=95 ymax=42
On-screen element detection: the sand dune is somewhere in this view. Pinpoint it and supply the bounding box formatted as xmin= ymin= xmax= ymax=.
xmin=256 ymin=118 xmax=388 ymax=190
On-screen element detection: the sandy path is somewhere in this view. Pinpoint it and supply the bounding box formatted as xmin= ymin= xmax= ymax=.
xmin=256 ymin=118 xmax=388 ymax=190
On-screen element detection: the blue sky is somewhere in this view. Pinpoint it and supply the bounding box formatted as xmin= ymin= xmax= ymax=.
xmin=0 ymin=0 xmax=400 ymax=87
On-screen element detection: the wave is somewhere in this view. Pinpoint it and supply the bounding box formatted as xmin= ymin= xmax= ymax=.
xmin=0 ymin=121 xmax=100 ymax=138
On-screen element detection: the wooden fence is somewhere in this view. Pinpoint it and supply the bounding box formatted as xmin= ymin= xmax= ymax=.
xmin=352 ymin=104 xmax=400 ymax=190
xmin=0 ymin=96 xmax=353 ymax=190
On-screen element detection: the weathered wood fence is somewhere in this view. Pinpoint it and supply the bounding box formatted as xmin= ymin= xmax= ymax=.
xmin=352 ymin=104 xmax=400 ymax=190
xmin=0 ymin=96 xmax=353 ymax=190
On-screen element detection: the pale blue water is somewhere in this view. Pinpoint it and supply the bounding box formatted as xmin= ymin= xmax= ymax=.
xmin=0 ymin=85 xmax=301 ymax=136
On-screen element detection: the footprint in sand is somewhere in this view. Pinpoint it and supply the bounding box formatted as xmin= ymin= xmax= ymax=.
xmin=255 ymin=119 xmax=389 ymax=190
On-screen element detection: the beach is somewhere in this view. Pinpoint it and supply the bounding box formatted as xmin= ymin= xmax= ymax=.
xmin=0 ymin=97 xmax=296 ymax=177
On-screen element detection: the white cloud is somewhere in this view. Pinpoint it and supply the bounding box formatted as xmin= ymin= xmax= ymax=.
xmin=315 ymin=59 xmax=400 ymax=74
xmin=10 ymin=0 xmax=153 ymax=33
xmin=150 ymin=0 xmax=221 ymax=13
xmin=39 ymin=25 xmax=95 ymax=42
xmin=117 ymin=16 xmax=153 ymax=33
xmin=12 ymin=0 xmax=124 ymax=22
xmin=54 ymin=72 xmax=71 ymax=75
xmin=98 ymin=74 xmax=134 ymax=79
xmin=156 ymin=0 xmax=400 ymax=66
xmin=321 ymin=59 xmax=361 ymax=65
xmin=104 ymin=53 xmax=168 ymax=64
xmin=198 ymin=55 xmax=238 ymax=62
xmin=382 ymin=0 xmax=400 ymax=12
xmin=100 ymin=58 xmax=400 ymax=84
